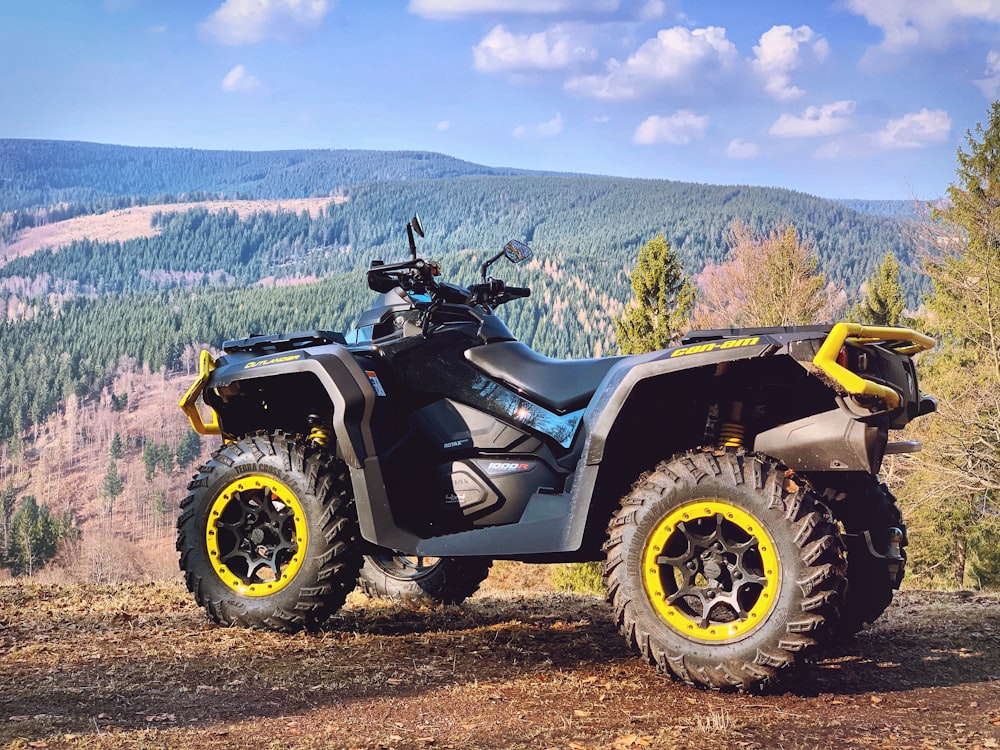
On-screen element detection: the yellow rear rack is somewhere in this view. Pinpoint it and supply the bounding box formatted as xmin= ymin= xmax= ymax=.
xmin=813 ymin=323 xmax=935 ymax=410
xmin=179 ymin=350 xmax=222 ymax=435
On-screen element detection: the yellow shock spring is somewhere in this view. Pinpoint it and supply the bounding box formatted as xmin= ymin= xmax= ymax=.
xmin=308 ymin=425 xmax=332 ymax=447
xmin=718 ymin=422 xmax=745 ymax=448
xmin=718 ymin=401 xmax=745 ymax=448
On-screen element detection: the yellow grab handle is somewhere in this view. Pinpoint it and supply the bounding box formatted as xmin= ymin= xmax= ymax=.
xmin=813 ymin=323 xmax=935 ymax=410
xmin=179 ymin=350 xmax=222 ymax=435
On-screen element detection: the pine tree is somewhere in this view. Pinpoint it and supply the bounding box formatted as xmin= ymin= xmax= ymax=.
xmin=902 ymin=100 xmax=1000 ymax=588
xmin=4 ymin=495 xmax=76 ymax=577
xmin=0 ymin=481 xmax=15 ymax=552
xmin=614 ymin=234 xmax=695 ymax=354
xmin=103 ymin=459 xmax=125 ymax=506
xmin=110 ymin=433 xmax=125 ymax=460
xmin=850 ymin=251 xmax=905 ymax=326
xmin=142 ymin=441 xmax=174 ymax=481
xmin=175 ymin=428 xmax=203 ymax=469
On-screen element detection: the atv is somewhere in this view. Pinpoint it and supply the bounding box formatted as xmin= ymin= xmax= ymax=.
xmin=178 ymin=215 xmax=935 ymax=690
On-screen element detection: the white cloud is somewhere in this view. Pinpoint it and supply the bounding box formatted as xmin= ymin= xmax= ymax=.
xmin=751 ymin=25 xmax=828 ymax=100
xmin=201 ymin=0 xmax=330 ymax=45
xmin=632 ymin=110 xmax=709 ymax=145
xmin=873 ymin=108 xmax=952 ymax=149
xmin=976 ymin=50 xmax=1000 ymax=99
xmin=639 ymin=0 xmax=666 ymax=20
xmin=473 ymin=24 xmax=595 ymax=72
xmin=726 ymin=138 xmax=760 ymax=159
xmin=409 ymin=0 xmax=619 ymax=19
xmin=846 ymin=0 xmax=1000 ymax=55
xmin=814 ymin=139 xmax=846 ymax=160
xmin=769 ymin=100 xmax=856 ymax=138
xmin=513 ymin=112 xmax=564 ymax=138
xmin=565 ymin=25 xmax=738 ymax=100
xmin=436 ymin=120 xmax=451 ymax=131
xmin=221 ymin=64 xmax=262 ymax=92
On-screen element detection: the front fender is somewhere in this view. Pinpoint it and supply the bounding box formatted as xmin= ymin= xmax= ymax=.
xmin=180 ymin=342 xmax=400 ymax=547
xmin=180 ymin=344 xmax=377 ymax=469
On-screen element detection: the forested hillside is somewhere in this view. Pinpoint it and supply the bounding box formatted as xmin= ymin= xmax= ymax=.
xmin=1 ymin=175 xmax=921 ymax=297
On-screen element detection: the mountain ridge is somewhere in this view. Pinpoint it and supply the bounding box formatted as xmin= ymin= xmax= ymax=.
xmin=0 ymin=138 xmax=917 ymax=214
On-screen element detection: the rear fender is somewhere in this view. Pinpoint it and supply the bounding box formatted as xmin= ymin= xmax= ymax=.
xmin=563 ymin=338 xmax=777 ymax=553
xmin=582 ymin=336 xmax=773 ymax=466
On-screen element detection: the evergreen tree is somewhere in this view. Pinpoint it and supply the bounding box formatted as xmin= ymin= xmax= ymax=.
xmin=142 ymin=442 xmax=159 ymax=482
xmin=110 ymin=433 xmax=125 ymax=460
xmin=142 ymin=441 xmax=174 ymax=481
xmin=614 ymin=234 xmax=695 ymax=354
xmin=4 ymin=495 xmax=76 ymax=577
xmin=175 ymin=428 xmax=202 ymax=469
xmin=0 ymin=481 xmax=15 ymax=552
xmin=902 ymin=100 xmax=1000 ymax=588
xmin=850 ymin=251 xmax=905 ymax=326
xmin=103 ymin=459 xmax=125 ymax=505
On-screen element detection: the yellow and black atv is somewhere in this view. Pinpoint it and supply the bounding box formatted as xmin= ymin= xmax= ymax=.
xmin=178 ymin=215 xmax=935 ymax=691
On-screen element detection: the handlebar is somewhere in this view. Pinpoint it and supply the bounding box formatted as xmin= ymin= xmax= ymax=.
xmin=368 ymin=257 xmax=440 ymax=295
xmin=368 ymin=256 xmax=530 ymax=311
xmin=466 ymin=278 xmax=530 ymax=307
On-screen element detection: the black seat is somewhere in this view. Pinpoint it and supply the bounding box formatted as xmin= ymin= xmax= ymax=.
xmin=465 ymin=341 xmax=624 ymax=413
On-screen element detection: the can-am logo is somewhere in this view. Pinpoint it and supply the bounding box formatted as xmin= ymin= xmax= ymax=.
xmin=486 ymin=461 xmax=532 ymax=474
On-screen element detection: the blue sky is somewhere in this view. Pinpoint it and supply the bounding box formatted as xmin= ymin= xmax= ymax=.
xmin=1 ymin=1 xmax=998 ymax=199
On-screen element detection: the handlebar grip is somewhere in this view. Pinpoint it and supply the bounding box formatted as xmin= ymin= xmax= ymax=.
xmin=505 ymin=286 xmax=531 ymax=298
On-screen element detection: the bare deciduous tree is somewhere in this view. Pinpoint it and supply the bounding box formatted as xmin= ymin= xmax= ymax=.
xmin=693 ymin=221 xmax=845 ymax=328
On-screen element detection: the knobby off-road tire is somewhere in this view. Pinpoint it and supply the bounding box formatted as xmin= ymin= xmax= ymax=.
xmin=832 ymin=479 xmax=906 ymax=635
xmin=358 ymin=553 xmax=492 ymax=606
xmin=177 ymin=432 xmax=363 ymax=632
xmin=603 ymin=449 xmax=846 ymax=691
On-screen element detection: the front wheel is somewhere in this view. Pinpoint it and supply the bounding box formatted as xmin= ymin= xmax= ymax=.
xmin=176 ymin=432 xmax=363 ymax=632
xmin=358 ymin=552 xmax=492 ymax=606
xmin=603 ymin=450 xmax=846 ymax=691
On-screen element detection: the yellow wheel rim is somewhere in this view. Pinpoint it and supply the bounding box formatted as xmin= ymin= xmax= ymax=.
xmin=642 ymin=499 xmax=780 ymax=643
xmin=206 ymin=474 xmax=308 ymax=597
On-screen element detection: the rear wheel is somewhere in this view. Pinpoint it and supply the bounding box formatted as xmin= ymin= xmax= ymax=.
xmin=177 ymin=432 xmax=363 ymax=632
xmin=826 ymin=478 xmax=906 ymax=634
xmin=358 ymin=552 xmax=492 ymax=606
xmin=603 ymin=449 xmax=846 ymax=691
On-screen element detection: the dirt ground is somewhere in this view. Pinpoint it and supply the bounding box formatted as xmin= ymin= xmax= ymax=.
xmin=1 ymin=574 xmax=998 ymax=750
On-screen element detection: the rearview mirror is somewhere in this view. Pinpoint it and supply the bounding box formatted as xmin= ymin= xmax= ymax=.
xmin=410 ymin=214 xmax=424 ymax=238
xmin=503 ymin=239 xmax=532 ymax=264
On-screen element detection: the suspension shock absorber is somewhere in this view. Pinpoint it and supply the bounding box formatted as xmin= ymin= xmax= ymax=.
xmin=702 ymin=402 xmax=721 ymax=446
xmin=718 ymin=401 xmax=745 ymax=448
xmin=307 ymin=414 xmax=333 ymax=448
